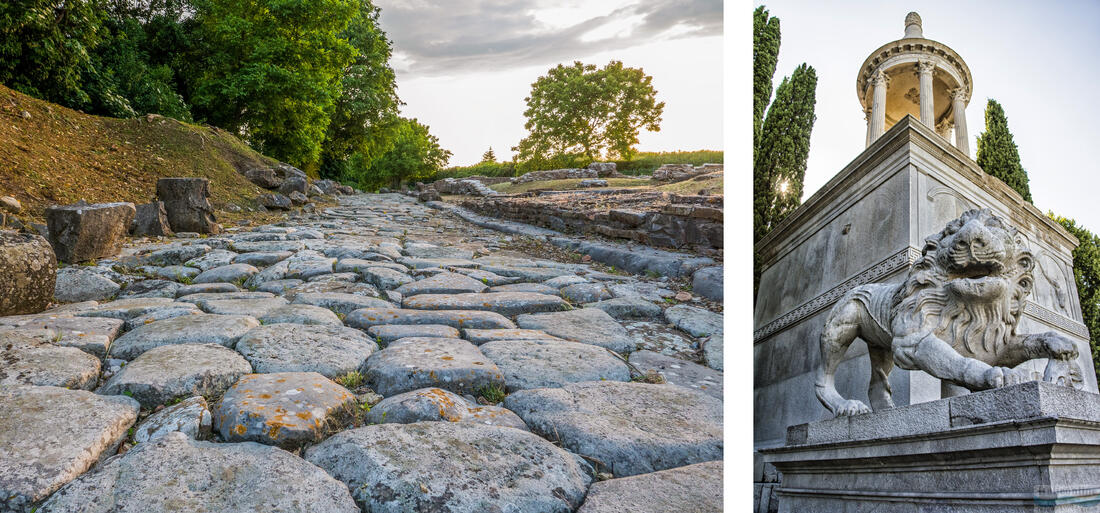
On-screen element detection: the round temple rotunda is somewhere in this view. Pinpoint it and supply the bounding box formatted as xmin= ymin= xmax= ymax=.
xmin=857 ymin=12 xmax=973 ymax=155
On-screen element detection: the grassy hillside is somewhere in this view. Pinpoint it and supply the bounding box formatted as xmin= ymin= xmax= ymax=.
xmin=0 ymin=84 xmax=278 ymax=221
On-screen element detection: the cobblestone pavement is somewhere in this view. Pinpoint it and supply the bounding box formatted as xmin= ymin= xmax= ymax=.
xmin=0 ymin=193 xmax=723 ymax=513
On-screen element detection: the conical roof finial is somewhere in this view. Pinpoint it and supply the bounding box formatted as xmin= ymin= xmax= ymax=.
xmin=904 ymin=12 xmax=923 ymax=38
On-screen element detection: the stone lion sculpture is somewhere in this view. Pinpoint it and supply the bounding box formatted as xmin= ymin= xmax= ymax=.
xmin=816 ymin=208 xmax=1083 ymax=417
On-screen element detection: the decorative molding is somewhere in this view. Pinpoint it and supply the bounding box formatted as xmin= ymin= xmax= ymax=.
xmin=1024 ymin=301 xmax=1090 ymax=340
xmin=754 ymin=246 xmax=922 ymax=343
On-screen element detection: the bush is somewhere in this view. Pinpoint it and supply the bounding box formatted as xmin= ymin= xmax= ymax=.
xmin=429 ymin=149 xmax=723 ymax=182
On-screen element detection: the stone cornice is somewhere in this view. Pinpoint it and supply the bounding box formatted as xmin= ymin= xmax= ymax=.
xmin=857 ymin=37 xmax=973 ymax=107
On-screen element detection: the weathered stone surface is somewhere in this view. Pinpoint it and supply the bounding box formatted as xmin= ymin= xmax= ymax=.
xmin=174 ymin=282 xmax=240 ymax=297
xmin=0 ymin=334 xmax=101 ymax=389
xmin=366 ymin=323 xmax=460 ymax=345
xmin=256 ymin=278 xmax=304 ymax=294
xmin=184 ymin=249 xmax=238 ymax=271
xmin=609 ymin=281 xmax=675 ymax=301
xmin=291 ymin=292 xmax=391 ymax=316
xmin=395 ymin=272 xmax=488 ymax=296
xmin=179 ymin=291 xmax=274 ymax=303
xmin=46 ymin=202 xmax=135 ymax=263
xmin=278 ymin=175 xmax=309 ymax=196
xmin=0 ymin=195 xmax=20 ymax=213
xmin=403 ymin=242 xmax=475 ymax=260
xmin=488 ymin=282 xmax=559 ymax=295
xmin=363 ymin=337 xmax=505 ymax=396
xmin=285 ymin=255 xmax=335 ymax=280
xmin=232 ymin=240 xmax=305 ymax=253
xmin=398 ymin=256 xmax=478 ymax=269
xmin=213 ymin=372 xmax=357 ymax=449
xmin=577 ymin=460 xmax=723 ymax=513
xmin=242 ymin=166 xmax=283 ymax=189
xmin=692 ymin=265 xmax=723 ymax=301
xmin=0 ymin=232 xmax=56 ymax=315
xmin=233 ymin=250 xmax=292 ymax=267
xmin=704 ymin=332 xmax=723 ymax=371
xmin=403 ymin=292 xmax=568 ymax=317
xmin=588 ymin=296 xmax=663 ymax=319
xmin=124 ymin=243 xmax=210 ymax=267
xmin=505 ymin=381 xmax=723 ymax=476
xmin=481 ymin=339 xmax=630 ymax=391
xmin=54 ymin=267 xmax=119 ymax=303
xmin=236 ymin=324 xmax=377 ymax=377
xmin=149 ymin=264 xmax=201 ymax=281
xmin=193 ymin=263 xmax=259 ymax=284
xmin=460 ymin=328 xmax=562 ymax=345
xmin=156 ymin=177 xmax=219 ymax=234
xmin=109 ymin=313 xmax=260 ymax=359
xmin=664 ymin=304 xmax=722 ymax=337
xmin=74 ymin=297 xmax=176 ymax=320
xmin=478 ymin=264 xmax=573 ymax=281
xmin=360 ymin=266 xmax=414 ymax=290
xmin=117 ymin=278 xmax=181 ymax=299
xmin=131 ymin=201 xmax=173 ymax=237
xmin=257 ymin=193 xmax=292 ymax=210
xmin=516 ymin=307 xmax=635 ymax=353
xmin=561 ymin=282 xmax=613 ymax=303
xmin=0 ymin=385 xmax=139 ymax=511
xmin=99 ymin=343 xmax=252 ymax=408
xmin=38 ymin=431 xmax=359 ymax=513
xmin=258 ymin=303 xmax=342 ymax=326
xmin=347 ymin=307 xmax=515 ymax=330
xmin=305 ymin=422 xmax=591 ymax=513
xmin=132 ymin=395 xmax=212 ymax=443
xmin=365 ymin=387 xmax=527 ymax=430
xmin=0 ymin=314 xmax=123 ymax=357
xmin=454 ymin=267 xmax=520 ymax=286
xmin=308 ymin=271 xmax=357 ymax=283
xmin=544 ymin=275 xmax=590 ymax=289
xmin=198 ymin=297 xmax=287 ymax=317
xmin=629 ymin=350 xmax=722 ymax=399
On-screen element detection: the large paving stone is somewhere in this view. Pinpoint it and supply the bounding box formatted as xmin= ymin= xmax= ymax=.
xmin=231 ymin=240 xmax=305 ymax=253
xmin=0 ymin=385 xmax=139 ymax=511
xmin=0 ymin=334 xmax=101 ymax=389
xmin=488 ymin=282 xmax=559 ymax=295
xmin=125 ymin=243 xmax=209 ymax=267
xmin=505 ymin=381 xmax=723 ymax=477
xmin=46 ymin=201 xmax=135 ymax=263
xmin=0 ymin=314 xmax=123 ymax=357
xmin=628 ymin=350 xmax=723 ymax=399
xmin=347 ymin=307 xmax=515 ymax=330
xmin=193 ymin=263 xmax=259 ymax=284
xmin=38 ymin=431 xmax=358 ymax=512
xmin=516 ymin=307 xmax=636 ymax=353
xmin=691 ymin=266 xmax=723 ymax=301
xmin=183 ymin=249 xmax=238 ymax=271
xmin=284 ymin=279 xmax=380 ymax=299
xmin=461 ymin=328 xmax=564 ymax=344
xmin=453 ymin=267 xmax=520 ymax=286
xmin=179 ymin=291 xmax=274 ymax=303
xmin=576 ymin=460 xmax=723 ymax=513
xmin=304 ymin=422 xmax=592 ymax=513
xmin=402 ymin=292 xmax=568 ymax=317
xmin=256 ymin=278 xmax=304 ymax=294
xmin=366 ymin=387 xmax=528 ymax=430
xmin=588 ymin=296 xmax=663 ymax=320
xmin=233 ymin=250 xmax=292 ymax=267
xmin=403 ymin=242 xmax=475 ymax=260
xmin=285 ymin=257 xmax=335 ymax=280
xmin=117 ymin=278 xmax=181 ymax=299
xmin=235 ymin=324 xmax=377 ymax=378
xmin=360 ymin=266 xmax=414 ymax=290
xmin=109 ymin=313 xmax=260 ymax=360
xmin=664 ymin=304 xmax=723 ymax=337
xmin=197 ymin=297 xmax=288 ymax=317
xmin=156 ymin=177 xmax=219 ymax=234
xmin=398 ymin=256 xmax=478 ymax=269
xmin=561 ymin=282 xmax=613 ymax=303
xmin=394 ymin=272 xmax=488 ymax=296
xmin=363 ymin=337 xmax=505 ymax=396
xmin=258 ymin=303 xmax=342 ymax=326
xmin=213 ymin=372 xmax=357 ymax=449
xmin=132 ymin=395 xmax=212 ymax=443
xmin=74 ymin=297 xmax=176 ymax=320
xmin=480 ymin=339 xmax=630 ymax=391
xmin=173 ymin=282 xmax=240 ymax=297
xmin=704 ymin=333 xmax=723 ymax=371
xmin=0 ymin=232 xmax=56 ymax=315
xmin=477 ymin=264 xmax=574 ymax=281
xmin=291 ymin=292 xmax=392 ymax=316
xmin=123 ymin=303 xmax=202 ymax=330
xmin=98 ymin=343 xmax=252 ymax=408
xmin=366 ymin=323 xmax=460 ymax=345
xmin=54 ymin=267 xmax=119 ymax=303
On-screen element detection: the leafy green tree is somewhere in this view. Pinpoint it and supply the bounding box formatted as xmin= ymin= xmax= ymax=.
xmin=513 ymin=60 xmax=664 ymax=167
xmin=754 ymin=63 xmax=817 ymax=244
xmin=359 ymin=117 xmax=451 ymax=190
xmin=0 ymin=0 xmax=107 ymax=107
xmin=976 ymin=99 xmax=1032 ymax=202
xmin=1050 ymin=214 xmax=1100 ymax=377
xmin=320 ymin=0 xmax=401 ymax=181
xmin=481 ymin=147 xmax=497 ymax=163
xmin=753 ymin=6 xmax=780 ymax=162
xmin=185 ymin=0 xmax=359 ymax=169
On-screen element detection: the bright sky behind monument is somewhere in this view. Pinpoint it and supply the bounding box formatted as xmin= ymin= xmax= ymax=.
xmin=374 ymin=0 xmax=723 ymax=166
xmin=759 ymin=0 xmax=1100 ymax=232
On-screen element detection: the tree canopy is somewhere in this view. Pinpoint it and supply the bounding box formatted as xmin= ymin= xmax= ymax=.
xmin=481 ymin=147 xmax=497 ymax=163
xmin=976 ymin=99 xmax=1032 ymax=202
xmin=1050 ymin=214 xmax=1100 ymax=378
xmin=753 ymin=5 xmax=780 ymax=162
xmin=513 ymin=60 xmax=664 ymax=170
xmin=359 ymin=117 xmax=451 ymax=190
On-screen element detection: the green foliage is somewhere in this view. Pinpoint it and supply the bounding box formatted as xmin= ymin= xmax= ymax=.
xmin=753 ymin=6 xmax=780 ymax=164
xmin=976 ymin=99 xmax=1032 ymax=202
xmin=334 ymin=370 xmax=364 ymax=389
xmin=1050 ymin=214 xmax=1100 ymax=378
xmin=513 ymin=60 xmax=664 ymax=168
xmin=355 ymin=117 xmax=451 ymax=190
xmin=481 ymin=147 xmax=497 ymax=163
xmin=477 ymin=383 xmax=507 ymax=404
xmin=433 ymin=161 xmax=517 ymax=180
xmin=0 ymin=0 xmax=107 ymax=107
xmin=431 ymin=150 xmax=722 ymax=182
xmin=185 ymin=0 xmax=359 ymax=169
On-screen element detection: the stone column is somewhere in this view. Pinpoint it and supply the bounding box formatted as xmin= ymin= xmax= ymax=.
xmin=864 ymin=107 xmax=873 ymax=148
xmin=917 ymin=61 xmax=935 ymax=127
xmin=870 ymin=70 xmax=889 ymax=142
xmin=951 ymin=88 xmax=970 ymax=156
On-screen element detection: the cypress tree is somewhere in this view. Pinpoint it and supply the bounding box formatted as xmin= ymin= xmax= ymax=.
xmin=753 ymin=6 xmax=781 ymax=161
xmin=754 ymin=63 xmax=818 ymax=244
xmin=976 ymin=99 xmax=1032 ymax=202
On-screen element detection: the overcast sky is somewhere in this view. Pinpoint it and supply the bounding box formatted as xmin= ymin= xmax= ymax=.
xmin=758 ymin=0 xmax=1100 ymax=232
xmin=375 ymin=0 xmax=724 ymax=166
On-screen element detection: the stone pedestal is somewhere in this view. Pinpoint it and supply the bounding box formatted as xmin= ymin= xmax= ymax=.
xmin=46 ymin=201 xmax=136 ymax=263
xmin=765 ymin=381 xmax=1100 ymax=512
xmin=0 ymin=232 xmax=56 ymax=315
xmin=156 ymin=178 xmax=219 ymax=234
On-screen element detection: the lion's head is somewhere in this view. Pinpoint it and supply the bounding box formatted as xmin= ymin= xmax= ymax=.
xmin=893 ymin=209 xmax=1035 ymax=360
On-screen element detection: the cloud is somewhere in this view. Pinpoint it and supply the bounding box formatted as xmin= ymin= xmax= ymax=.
xmin=375 ymin=0 xmax=723 ymax=77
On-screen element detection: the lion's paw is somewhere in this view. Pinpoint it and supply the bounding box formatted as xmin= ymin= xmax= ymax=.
xmin=1042 ymin=334 xmax=1079 ymax=360
xmin=984 ymin=366 xmax=1029 ymax=389
xmin=836 ymin=399 xmax=871 ymax=417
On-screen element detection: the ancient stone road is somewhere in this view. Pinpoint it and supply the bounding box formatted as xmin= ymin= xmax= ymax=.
xmin=0 ymin=193 xmax=723 ymax=513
